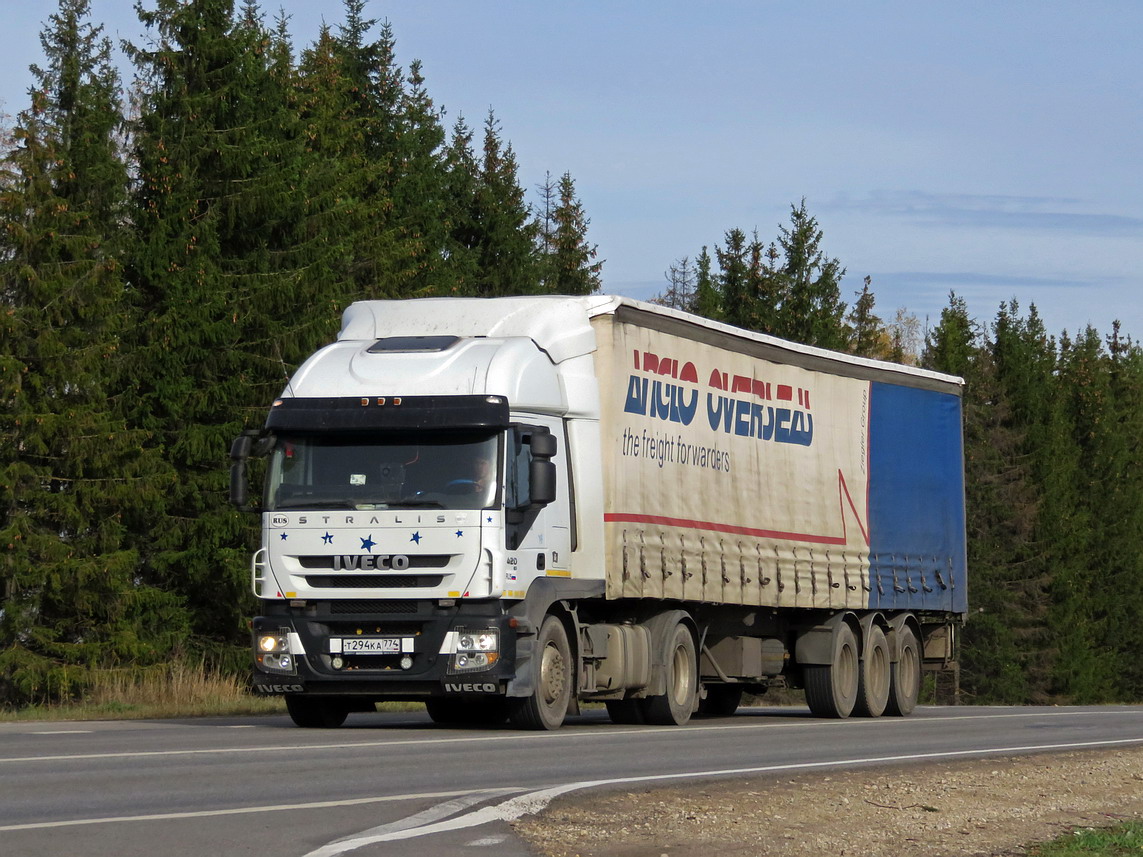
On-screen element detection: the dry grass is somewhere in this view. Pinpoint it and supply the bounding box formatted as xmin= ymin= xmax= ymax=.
xmin=0 ymin=661 xmax=285 ymax=722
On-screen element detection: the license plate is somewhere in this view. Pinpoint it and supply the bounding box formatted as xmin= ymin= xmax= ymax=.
xmin=338 ymin=637 xmax=401 ymax=654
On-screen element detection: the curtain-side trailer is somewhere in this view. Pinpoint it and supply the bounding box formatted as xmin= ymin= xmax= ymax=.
xmin=230 ymin=295 xmax=967 ymax=729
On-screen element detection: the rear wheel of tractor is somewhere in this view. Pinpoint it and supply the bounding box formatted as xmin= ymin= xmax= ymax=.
xmin=697 ymin=685 xmax=743 ymax=717
xmin=640 ymin=623 xmax=698 ymax=726
xmin=285 ymin=696 xmax=349 ymax=728
xmin=804 ymin=622 xmax=859 ymax=718
xmin=508 ymin=615 xmax=571 ymax=731
xmin=886 ymin=625 xmax=921 ymax=716
xmin=854 ymin=624 xmax=891 ymax=717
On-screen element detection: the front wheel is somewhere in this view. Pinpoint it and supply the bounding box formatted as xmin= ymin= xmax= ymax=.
xmin=285 ymin=696 xmax=349 ymax=728
xmin=508 ymin=615 xmax=572 ymax=730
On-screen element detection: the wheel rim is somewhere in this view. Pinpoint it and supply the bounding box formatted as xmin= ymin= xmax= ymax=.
xmin=669 ymin=640 xmax=693 ymax=706
xmin=870 ymin=638 xmax=890 ymax=702
xmin=899 ymin=640 xmax=920 ymax=700
xmin=836 ymin=638 xmax=858 ymax=699
xmin=540 ymin=640 xmax=567 ymax=707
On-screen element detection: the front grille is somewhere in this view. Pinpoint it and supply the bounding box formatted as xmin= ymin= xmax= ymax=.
xmin=329 ymin=600 xmax=420 ymax=614
xmin=304 ymin=575 xmax=445 ymax=589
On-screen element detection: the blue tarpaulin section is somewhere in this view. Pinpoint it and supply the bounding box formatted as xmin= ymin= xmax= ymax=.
xmin=867 ymin=382 xmax=968 ymax=614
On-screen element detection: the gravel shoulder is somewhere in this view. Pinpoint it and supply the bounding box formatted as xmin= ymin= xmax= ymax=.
xmin=514 ymin=745 xmax=1143 ymax=857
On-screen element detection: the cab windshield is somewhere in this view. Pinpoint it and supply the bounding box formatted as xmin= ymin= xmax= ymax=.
xmin=265 ymin=431 xmax=500 ymax=511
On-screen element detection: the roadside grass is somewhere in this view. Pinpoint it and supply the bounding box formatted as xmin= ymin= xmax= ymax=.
xmin=1028 ymin=822 xmax=1143 ymax=856
xmin=0 ymin=661 xmax=285 ymax=722
xmin=0 ymin=661 xmax=433 ymax=723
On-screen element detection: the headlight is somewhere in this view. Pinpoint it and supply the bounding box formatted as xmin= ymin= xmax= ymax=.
xmin=258 ymin=634 xmax=288 ymax=653
xmin=255 ymin=628 xmax=297 ymax=675
xmin=449 ymin=627 xmax=500 ymax=674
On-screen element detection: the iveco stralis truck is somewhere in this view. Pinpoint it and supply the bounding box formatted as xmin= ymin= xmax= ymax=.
xmin=230 ymin=295 xmax=967 ymax=730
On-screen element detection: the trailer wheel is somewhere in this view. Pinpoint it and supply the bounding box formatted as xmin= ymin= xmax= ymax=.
xmin=605 ymin=699 xmax=646 ymax=725
xmin=285 ymin=696 xmax=349 ymax=728
xmin=425 ymin=698 xmax=509 ymax=726
xmin=804 ymin=622 xmax=859 ymax=718
xmin=886 ymin=625 xmax=921 ymax=716
xmin=697 ymin=685 xmax=743 ymax=717
xmin=641 ymin=623 xmax=697 ymax=726
xmin=854 ymin=624 xmax=891 ymax=717
xmin=508 ymin=615 xmax=571 ymax=730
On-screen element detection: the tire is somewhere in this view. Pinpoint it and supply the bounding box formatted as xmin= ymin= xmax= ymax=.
xmin=804 ymin=622 xmax=859 ymax=718
xmin=426 ymin=698 xmax=509 ymax=726
xmin=605 ymin=699 xmax=646 ymax=725
xmin=886 ymin=625 xmax=921 ymax=716
xmin=285 ymin=696 xmax=349 ymax=728
xmin=508 ymin=615 xmax=572 ymax=730
xmin=640 ymin=623 xmax=698 ymax=726
xmin=854 ymin=624 xmax=891 ymax=717
xmin=697 ymin=685 xmax=743 ymax=717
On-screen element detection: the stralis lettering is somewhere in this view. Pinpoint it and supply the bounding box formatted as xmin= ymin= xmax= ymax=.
xmin=333 ymin=554 xmax=410 ymax=570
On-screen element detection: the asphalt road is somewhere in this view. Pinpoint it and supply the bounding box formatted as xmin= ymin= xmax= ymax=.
xmin=3 ymin=704 xmax=1143 ymax=857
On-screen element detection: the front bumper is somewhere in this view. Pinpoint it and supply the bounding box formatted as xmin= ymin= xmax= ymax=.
xmin=250 ymin=598 xmax=520 ymax=699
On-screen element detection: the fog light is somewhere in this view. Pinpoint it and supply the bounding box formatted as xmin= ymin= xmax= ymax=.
xmin=332 ymin=656 xmax=344 ymax=670
xmin=400 ymin=655 xmax=413 ymax=670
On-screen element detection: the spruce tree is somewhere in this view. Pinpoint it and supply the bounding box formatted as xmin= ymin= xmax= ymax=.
xmin=714 ymin=228 xmax=750 ymax=328
xmin=443 ymin=111 xmax=541 ymax=296
xmin=295 ymin=23 xmax=403 ymax=299
xmin=693 ymin=246 xmax=719 ymax=320
xmin=847 ymin=276 xmax=885 ymax=359
xmin=126 ymin=0 xmax=320 ymax=654
xmin=773 ymin=200 xmax=848 ymax=350
xmin=925 ymin=299 xmax=1033 ymax=702
xmin=0 ymin=0 xmax=184 ymax=704
xmin=545 ymin=171 xmax=601 ymax=295
xmin=1055 ymin=325 xmax=1140 ymax=701
xmin=474 ymin=111 xmax=541 ymax=295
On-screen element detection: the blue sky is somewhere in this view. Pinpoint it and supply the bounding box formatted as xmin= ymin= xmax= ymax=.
xmin=2 ymin=1 xmax=1140 ymax=341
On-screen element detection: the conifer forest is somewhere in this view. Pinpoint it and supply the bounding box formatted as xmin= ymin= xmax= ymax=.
xmin=2 ymin=0 xmax=1141 ymax=709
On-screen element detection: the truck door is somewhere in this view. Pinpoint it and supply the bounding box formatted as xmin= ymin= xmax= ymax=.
xmin=506 ymin=419 xmax=572 ymax=584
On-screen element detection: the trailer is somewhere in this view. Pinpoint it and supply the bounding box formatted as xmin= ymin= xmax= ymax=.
xmin=230 ymin=295 xmax=967 ymax=729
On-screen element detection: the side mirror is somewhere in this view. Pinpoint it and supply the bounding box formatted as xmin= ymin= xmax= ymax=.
xmin=529 ymin=459 xmax=556 ymax=507
xmin=229 ymin=433 xmax=256 ymax=508
xmin=526 ymin=430 xmax=557 ymax=508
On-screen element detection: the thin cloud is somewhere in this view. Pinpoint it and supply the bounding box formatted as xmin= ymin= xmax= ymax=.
xmin=830 ymin=191 xmax=1143 ymax=237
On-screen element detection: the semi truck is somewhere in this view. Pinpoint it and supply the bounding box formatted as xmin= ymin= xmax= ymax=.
xmin=230 ymin=295 xmax=967 ymax=730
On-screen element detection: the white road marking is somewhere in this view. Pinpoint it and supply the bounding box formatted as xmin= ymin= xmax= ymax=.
xmin=25 ymin=730 xmax=93 ymax=735
xmin=0 ymin=787 xmax=518 ymax=833
xmin=2 ymin=707 xmax=1138 ymax=765
xmin=301 ymin=736 xmax=1143 ymax=855
xmin=4 ymin=735 xmax=1142 ymax=836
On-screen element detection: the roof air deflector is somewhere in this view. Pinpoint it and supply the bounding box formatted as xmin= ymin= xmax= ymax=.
xmin=367 ymin=335 xmax=463 ymax=353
